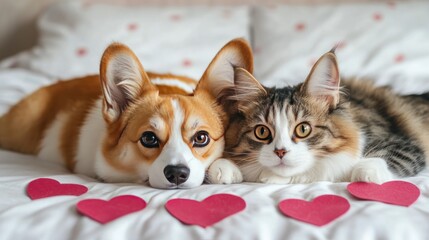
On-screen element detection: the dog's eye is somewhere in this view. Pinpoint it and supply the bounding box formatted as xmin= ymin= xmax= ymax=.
xmin=140 ymin=131 xmax=160 ymax=148
xmin=193 ymin=131 xmax=210 ymax=147
xmin=295 ymin=122 xmax=312 ymax=138
xmin=254 ymin=125 xmax=272 ymax=141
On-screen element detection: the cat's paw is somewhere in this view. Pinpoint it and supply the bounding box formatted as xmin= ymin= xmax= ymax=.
xmin=207 ymin=158 xmax=243 ymax=184
xmin=258 ymin=169 xmax=292 ymax=184
xmin=351 ymin=158 xmax=393 ymax=184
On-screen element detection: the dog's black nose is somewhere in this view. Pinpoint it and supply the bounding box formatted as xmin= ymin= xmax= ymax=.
xmin=163 ymin=165 xmax=190 ymax=185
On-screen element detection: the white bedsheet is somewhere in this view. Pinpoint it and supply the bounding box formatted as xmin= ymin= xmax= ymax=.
xmin=1 ymin=1 xmax=429 ymax=239
xmin=0 ymin=149 xmax=428 ymax=240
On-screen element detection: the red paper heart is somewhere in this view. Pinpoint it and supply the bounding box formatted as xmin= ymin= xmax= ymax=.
xmin=347 ymin=181 xmax=420 ymax=206
xmin=77 ymin=195 xmax=147 ymax=224
xmin=279 ymin=195 xmax=350 ymax=226
xmin=27 ymin=178 xmax=88 ymax=200
xmin=165 ymin=194 xmax=246 ymax=228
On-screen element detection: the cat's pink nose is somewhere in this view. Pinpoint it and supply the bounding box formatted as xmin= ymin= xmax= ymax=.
xmin=274 ymin=148 xmax=287 ymax=158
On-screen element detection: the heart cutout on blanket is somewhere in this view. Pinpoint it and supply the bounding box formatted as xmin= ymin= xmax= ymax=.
xmin=165 ymin=193 xmax=246 ymax=228
xmin=278 ymin=195 xmax=350 ymax=226
xmin=27 ymin=178 xmax=88 ymax=200
xmin=76 ymin=195 xmax=147 ymax=224
xmin=347 ymin=181 xmax=420 ymax=206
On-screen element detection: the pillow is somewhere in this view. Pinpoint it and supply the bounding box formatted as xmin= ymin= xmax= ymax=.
xmin=252 ymin=2 xmax=429 ymax=94
xmin=1 ymin=0 xmax=250 ymax=80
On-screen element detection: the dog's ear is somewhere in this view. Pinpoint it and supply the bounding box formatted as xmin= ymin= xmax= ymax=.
xmin=100 ymin=43 xmax=156 ymax=122
xmin=301 ymin=50 xmax=340 ymax=109
xmin=194 ymin=38 xmax=254 ymax=100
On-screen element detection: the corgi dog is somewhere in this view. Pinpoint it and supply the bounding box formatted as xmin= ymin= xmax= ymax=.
xmin=0 ymin=38 xmax=254 ymax=189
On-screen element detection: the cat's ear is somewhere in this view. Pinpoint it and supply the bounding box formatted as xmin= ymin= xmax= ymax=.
xmin=100 ymin=43 xmax=156 ymax=123
xmin=228 ymin=68 xmax=267 ymax=112
xmin=232 ymin=68 xmax=268 ymax=113
xmin=194 ymin=38 xmax=254 ymax=100
xmin=212 ymin=68 xmax=266 ymax=114
xmin=301 ymin=50 xmax=340 ymax=109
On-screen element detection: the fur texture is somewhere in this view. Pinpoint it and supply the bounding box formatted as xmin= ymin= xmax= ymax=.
xmin=210 ymin=51 xmax=429 ymax=184
xmin=0 ymin=39 xmax=256 ymax=189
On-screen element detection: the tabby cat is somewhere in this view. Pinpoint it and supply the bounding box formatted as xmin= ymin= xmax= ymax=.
xmin=207 ymin=50 xmax=429 ymax=184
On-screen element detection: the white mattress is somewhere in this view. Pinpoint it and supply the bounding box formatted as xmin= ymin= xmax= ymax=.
xmin=1 ymin=1 xmax=429 ymax=239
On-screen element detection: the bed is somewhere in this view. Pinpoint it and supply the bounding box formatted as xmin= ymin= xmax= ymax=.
xmin=1 ymin=1 xmax=429 ymax=239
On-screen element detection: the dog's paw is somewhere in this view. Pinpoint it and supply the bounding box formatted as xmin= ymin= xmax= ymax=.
xmin=258 ymin=169 xmax=291 ymax=184
xmin=207 ymin=158 xmax=243 ymax=184
xmin=351 ymin=158 xmax=393 ymax=184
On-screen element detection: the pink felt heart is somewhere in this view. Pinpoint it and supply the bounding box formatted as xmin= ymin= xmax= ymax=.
xmin=76 ymin=195 xmax=147 ymax=224
xmin=165 ymin=193 xmax=246 ymax=228
xmin=27 ymin=178 xmax=88 ymax=200
xmin=347 ymin=181 xmax=420 ymax=206
xmin=279 ymin=194 xmax=350 ymax=226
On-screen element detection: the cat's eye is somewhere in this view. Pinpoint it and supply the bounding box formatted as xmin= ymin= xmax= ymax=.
xmin=254 ymin=125 xmax=272 ymax=141
xmin=140 ymin=131 xmax=160 ymax=148
xmin=193 ymin=131 xmax=210 ymax=147
xmin=295 ymin=122 xmax=312 ymax=138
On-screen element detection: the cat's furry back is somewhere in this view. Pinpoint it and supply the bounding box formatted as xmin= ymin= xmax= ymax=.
xmin=208 ymin=51 xmax=429 ymax=184
xmin=346 ymin=80 xmax=429 ymax=176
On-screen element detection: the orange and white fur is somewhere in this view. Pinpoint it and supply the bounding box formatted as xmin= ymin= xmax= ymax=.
xmin=0 ymin=39 xmax=254 ymax=189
